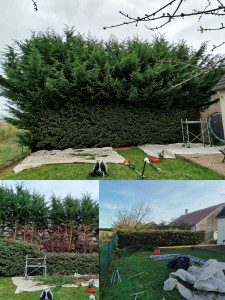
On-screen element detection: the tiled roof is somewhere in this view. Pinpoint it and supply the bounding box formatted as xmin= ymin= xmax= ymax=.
xmin=216 ymin=206 xmax=225 ymax=218
xmin=173 ymin=203 xmax=224 ymax=226
xmin=213 ymin=74 xmax=225 ymax=91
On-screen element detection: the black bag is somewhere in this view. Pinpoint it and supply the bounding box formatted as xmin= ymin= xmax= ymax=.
xmin=167 ymin=256 xmax=190 ymax=271
xmin=167 ymin=256 xmax=179 ymax=269
xmin=88 ymin=160 xmax=108 ymax=179
xmin=177 ymin=256 xmax=190 ymax=271
xmin=38 ymin=289 xmax=53 ymax=300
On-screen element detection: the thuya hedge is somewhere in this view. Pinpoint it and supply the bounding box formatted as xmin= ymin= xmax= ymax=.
xmin=117 ymin=230 xmax=206 ymax=248
xmin=25 ymin=102 xmax=200 ymax=150
xmin=1 ymin=28 xmax=223 ymax=150
xmin=0 ymin=239 xmax=98 ymax=277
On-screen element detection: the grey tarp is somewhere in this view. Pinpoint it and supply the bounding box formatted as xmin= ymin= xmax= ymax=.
xmin=164 ymin=259 xmax=225 ymax=300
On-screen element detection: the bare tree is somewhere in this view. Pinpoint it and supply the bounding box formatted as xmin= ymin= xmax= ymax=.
xmin=104 ymin=0 xmax=225 ymax=51
xmin=113 ymin=200 xmax=153 ymax=230
xmin=31 ymin=0 xmax=38 ymax=11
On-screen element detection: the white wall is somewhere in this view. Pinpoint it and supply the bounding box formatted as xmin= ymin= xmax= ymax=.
xmin=217 ymin=218 xmax=225 ymax=245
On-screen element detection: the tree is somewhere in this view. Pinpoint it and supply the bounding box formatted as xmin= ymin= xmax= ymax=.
xmin=0 ymin=29 xmax=223 ymax=150
xmin=113 ymin=200 xmax=153 ymax=230
xmin=170 ymin=220 xmax=190 ymax=230
xmin=104 ymin=0 xmax=225 ymax=51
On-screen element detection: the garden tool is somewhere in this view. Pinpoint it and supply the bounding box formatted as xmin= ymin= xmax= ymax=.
xmin=123 ymin=160 xmax=142 ymax=176
xmin=130 ymin=292 xmax=144 ymax=299
xmin=141 ymin=157 xmax=161 ymax=178
xmin=111 ymin=268 xmax=121 ymax=285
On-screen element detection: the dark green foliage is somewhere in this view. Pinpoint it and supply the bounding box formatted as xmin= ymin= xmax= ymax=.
xmin=0 ymin=239 xmax=98 ymax=277
xmin=0 ymin=28 xmax=223 ymax=150
xmin=0 ymin=238 xmax=44 ymax=277
xmin=26 ymin=102 xmax=200 ymax=150
xmin=0 ymin=183 xmax=98 ymax=253
xmin=117 ymin=230 xmax=206 ymax=248
xmin=47 ymin=252 xmax=99 ymax=275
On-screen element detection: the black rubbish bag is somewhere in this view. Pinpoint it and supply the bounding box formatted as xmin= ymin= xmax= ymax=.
xmin=177 ymin=256 xmax=190 ymax=271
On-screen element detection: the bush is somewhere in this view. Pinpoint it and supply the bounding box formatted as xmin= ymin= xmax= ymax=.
xmin=26 ymin=102 xmax=200 ymax=150
xmin=0 ymin=239 xmax=98 ymax=277
xmin=1 ymin=28 xmax=223 ymax=150
xmin=117 ymin=230 xmax=206 ymax=248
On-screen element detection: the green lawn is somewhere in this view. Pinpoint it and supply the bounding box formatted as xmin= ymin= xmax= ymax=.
xmin=0 ymin=138 xmax=23 ymax=165
xmin=0 ymin=277 xmax=99 ymax=300
xmin=101 ymin=247 xmax=225 ymax=300
xmin=1 ymin=148 xmax=223 ymax=180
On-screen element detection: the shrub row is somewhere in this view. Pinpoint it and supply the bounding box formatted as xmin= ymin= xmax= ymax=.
xmin=0 ymin=239 xmax=98 ymax=277
xmin=27 ymin=102 xmax=200 ymax=150
xmin=117 ymin=230 xmax=206 ymax=248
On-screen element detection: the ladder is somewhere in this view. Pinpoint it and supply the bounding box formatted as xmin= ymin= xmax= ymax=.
xmin=24 ymin=255 xmax=47 ymax=278
xmin=181 ymin=119 xmax=212 ymax=148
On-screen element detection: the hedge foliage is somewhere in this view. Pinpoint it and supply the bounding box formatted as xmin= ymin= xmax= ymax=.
xmin=29 ymin=103 xmax=200 ymax=150
xmin=117 ymin=230 xmax=206 ymax=248
xmin=0 ymin=239 xmax=98 ymax=277
xmin=0 ymin=28 xmax=223 ymax=150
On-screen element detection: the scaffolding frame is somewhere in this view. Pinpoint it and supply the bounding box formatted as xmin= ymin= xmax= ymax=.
xmin=181 ymin=119 xmax=212 ymax=148
xmin=24 ymin=255 xmax=47 ymax=278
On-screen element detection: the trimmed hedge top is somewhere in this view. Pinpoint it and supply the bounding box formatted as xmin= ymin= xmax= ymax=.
xmin=0 ymin=239 xmax=98 ymax=277
xmin=117 ymin=230 xmax=206 ymax=248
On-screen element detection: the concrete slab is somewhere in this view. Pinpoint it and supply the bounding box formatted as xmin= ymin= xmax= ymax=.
xmin=139 ymin=143 xmax=224 ymax=158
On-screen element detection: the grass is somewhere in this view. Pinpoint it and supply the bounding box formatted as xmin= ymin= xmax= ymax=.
xmin=0 ymin=277 xmax=99 ymax=300
xmin=0 ymin=125 xmax=20 ymax=141
xmin=1 ymin=147 xmax=223 ymax=180
xmin=101 ymin=247 xmax=225 ymax=300
xmin=0 ymin=138 xmax=24 ymax=165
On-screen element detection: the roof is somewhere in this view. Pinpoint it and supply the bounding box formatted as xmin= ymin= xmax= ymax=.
xmin=213 ymin=74 xmax=225 ymax=91
xmin=173 ymin=203 xmax=224 ymax=226
xmin=216 ymin=206 xmax=225 ymax=218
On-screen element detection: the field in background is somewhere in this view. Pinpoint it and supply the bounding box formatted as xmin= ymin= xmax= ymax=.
xmin=99 ymin=231 xmax=116 ymax=246
xmin=0 ymin=124 xmax=21 ymax=141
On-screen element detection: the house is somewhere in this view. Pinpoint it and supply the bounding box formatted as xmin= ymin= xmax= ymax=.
xmin=216 ymin=207 xmax=225 ymax=245
xmin=173 ymin=203 xmax=225 ymax=242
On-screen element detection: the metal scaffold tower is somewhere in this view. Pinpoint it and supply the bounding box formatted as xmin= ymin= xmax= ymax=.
xmin=181 ymin=119 xmax=212 ymax=148
xmin=24 ymin=255 xmax=47 ymax=278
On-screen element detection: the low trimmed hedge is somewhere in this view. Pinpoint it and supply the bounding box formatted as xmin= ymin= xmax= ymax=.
xmin=0 ymin=239 xmax=98 ymax=277
xmin=117 ymin=230 xmax=206 ymax=248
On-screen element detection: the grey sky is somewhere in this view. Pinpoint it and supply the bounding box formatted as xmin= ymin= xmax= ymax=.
xmin=0 ymin=180 xmax=99 ymax=203
xmin=0 ymin=0 xmax=224 ymax=116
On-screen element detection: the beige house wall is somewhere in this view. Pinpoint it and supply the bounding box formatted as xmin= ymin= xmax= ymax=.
xmin=201 ymin=93 xmax=221 ymax=121
xmin=195 ymin=205 xmax=223 ymax=241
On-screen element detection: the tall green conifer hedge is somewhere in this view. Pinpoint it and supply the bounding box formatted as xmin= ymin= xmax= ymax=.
xmin=0 ymin=28 xmax=223 ymax=150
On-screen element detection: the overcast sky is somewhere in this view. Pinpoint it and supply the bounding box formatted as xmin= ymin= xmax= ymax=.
xmin=99 ymin=180 xmax=225 ymax=228
xmin=0 ymin=0 xmax=225 ymax=116
xmin=0 ymin=180 xmax=99 ymax=203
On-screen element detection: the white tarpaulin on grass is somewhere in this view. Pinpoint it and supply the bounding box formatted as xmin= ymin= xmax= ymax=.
xmin=164 ymin=259 xmax=225 ymax=300
xmin=14 ymin=147 xmax=125 ymax=173
xmin=12 ymin=277 xmax=49 ymax=293
xmin=139 ymin=143 xmax=224 ymax=158
xmin=12 ymin=276 xmax=99 ymax=293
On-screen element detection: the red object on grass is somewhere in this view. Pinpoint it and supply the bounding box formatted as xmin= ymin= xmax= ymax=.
xmin=154 ymin=249 xmax=160 ymax=255
xmin=151 ymin=157 xmax=159 ymax=163
xmin=87 ymin=288 xmax=96 ymax=293
xmin=72 ymin=291 xmax=78 ymax=294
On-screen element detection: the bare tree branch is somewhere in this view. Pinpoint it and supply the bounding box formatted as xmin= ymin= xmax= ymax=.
xmin=169 ymin=55 xmax=225 ymax=88
xmin=104 ymin=0 xmax=225 ymax=50
xmin=113 ymin=200 xmax=153 ymax=230
xmin=32 ymin=0 xmax=38 ymax=12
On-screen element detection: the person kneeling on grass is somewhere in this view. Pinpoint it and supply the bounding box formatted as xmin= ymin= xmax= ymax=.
xmin=38 ymin=289 xmax=53 ymax=300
